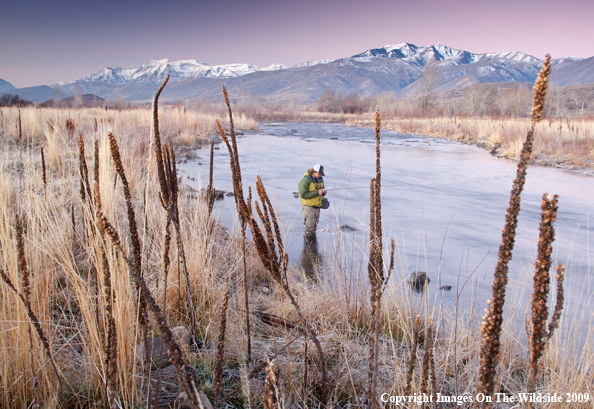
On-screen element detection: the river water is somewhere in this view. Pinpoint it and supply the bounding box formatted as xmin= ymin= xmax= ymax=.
xmin=178 ymin=122 xmax=594 ymax=340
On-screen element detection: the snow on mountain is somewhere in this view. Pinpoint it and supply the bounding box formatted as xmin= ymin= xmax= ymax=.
xmin=293 ymin=59 xmax=335 ymax=68
xmin=483 ymin=51 xmax=539 ymax=63
xmin=70 ymin=59 xmax=287 ymax=85
xmin=350 ymin=43 xmax=539 ymax=66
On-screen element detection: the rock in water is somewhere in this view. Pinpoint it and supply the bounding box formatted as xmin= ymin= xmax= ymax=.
xmin=408 ymin=271 xmax=430 ymax=291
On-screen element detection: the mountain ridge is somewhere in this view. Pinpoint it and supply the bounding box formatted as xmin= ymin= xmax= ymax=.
xmin=2 ymin=43 xmax=593 ymax=103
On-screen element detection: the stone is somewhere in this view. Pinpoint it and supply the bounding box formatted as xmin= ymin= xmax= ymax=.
xmin=439 ymin=285 xmax=452 ymax=291
xmin=171 ymin=326 xmax=191 ymax=347
xmin=176 ymin=391 xmax=213 ymax=409
xmin=340 ymin=224 xmax=357 ymax=232
xmin=137 ymin=337 xmax=169 ymax=367
xmin=408 ymin=271 xmax=430 ymax=291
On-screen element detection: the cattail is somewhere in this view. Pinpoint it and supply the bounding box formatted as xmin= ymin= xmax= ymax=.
xmin=405 ymin=316 xmax=421 ymax=396
xmin=41 ymin=148 xmax=47 ymax=188
xmin=476 ymin=55 xmax=553 ymax=401
xmin=527 ymin=194 xmax=560 ymax=399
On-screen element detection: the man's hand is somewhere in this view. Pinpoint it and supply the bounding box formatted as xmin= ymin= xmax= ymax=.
xmin=318 ymin=189 xmax=327 ymax=196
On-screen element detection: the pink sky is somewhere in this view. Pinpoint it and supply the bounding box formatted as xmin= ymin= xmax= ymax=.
xmin=1 ymin=0 xmax=593 ymax=88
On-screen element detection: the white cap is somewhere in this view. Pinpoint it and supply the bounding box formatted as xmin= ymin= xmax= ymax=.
xmin=313 ymin=164 xmax=325 ymax=177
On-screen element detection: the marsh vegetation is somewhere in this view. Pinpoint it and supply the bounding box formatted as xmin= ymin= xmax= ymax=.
xmin=0 ymin=63 xmax=593 ymax=408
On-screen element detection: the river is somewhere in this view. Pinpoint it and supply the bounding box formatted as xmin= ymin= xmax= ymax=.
xmin=178 ymin=122 xmax=594 ymax=342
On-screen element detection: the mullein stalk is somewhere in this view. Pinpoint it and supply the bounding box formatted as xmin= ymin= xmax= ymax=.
xmin=41 ymin=147 xmax=47 ymax=188
xmin=214 ymin=287 xmax=231 ymax=407
xmin=93 ymin=140 xmax=118 ymax=407
xmin=405 ymin=316 xmax=421 ymax=396
xmin=221 ymin=86 xmax=252 ymax=361
xmin=476 ymin=55 xmax=552 ymax=401
xmin=527 ymin=193 xmax=562 ymax=404
xmin=96 ymin=149 xmax=203 ymax=407
xmin=368 ymin=108 xmax=387 ymax=409
xmin=151 ymin=78 xmax=198 ymax=341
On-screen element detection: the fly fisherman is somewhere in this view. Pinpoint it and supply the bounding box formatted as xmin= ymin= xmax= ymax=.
xmin=298 ymin=164 xmax=327 ymax=240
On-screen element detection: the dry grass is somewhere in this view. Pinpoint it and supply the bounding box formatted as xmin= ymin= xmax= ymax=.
xmin=346 ymin=115 xmax=594 ymax=170
xmin=0 ymin=103 xmax=593 ymax=408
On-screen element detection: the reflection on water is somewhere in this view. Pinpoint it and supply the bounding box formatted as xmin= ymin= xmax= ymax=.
xmin=178 ymin=122 xmax=594 ymax=339
xmin=300 ymin=235 xmax=320 ymax=277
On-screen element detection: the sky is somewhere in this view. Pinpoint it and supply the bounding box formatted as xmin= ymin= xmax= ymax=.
xmin=1 ymin=0 xmax=593 ymax=88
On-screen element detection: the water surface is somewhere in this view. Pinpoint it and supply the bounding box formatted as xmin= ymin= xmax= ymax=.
xmin=179 ymin=123 xmax=594 ymax=337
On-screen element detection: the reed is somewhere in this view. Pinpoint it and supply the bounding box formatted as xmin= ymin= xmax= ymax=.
xmin=476 ymin=55 xmax=553 ymax=401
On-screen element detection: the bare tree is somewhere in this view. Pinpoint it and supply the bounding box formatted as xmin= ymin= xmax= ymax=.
xmin=416 ymin=59 xmax=441 ymax=112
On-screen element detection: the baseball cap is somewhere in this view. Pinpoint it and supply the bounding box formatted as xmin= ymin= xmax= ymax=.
xmin=313 ymin=164 xmax=325 ymax=177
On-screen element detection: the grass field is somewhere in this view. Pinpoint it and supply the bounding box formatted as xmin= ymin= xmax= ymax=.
xmin=0 ymin=105 xmax=593 ymax=408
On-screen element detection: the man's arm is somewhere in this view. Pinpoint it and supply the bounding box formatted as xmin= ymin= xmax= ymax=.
xmin=299 ymin=177 xmax=320 ymax=199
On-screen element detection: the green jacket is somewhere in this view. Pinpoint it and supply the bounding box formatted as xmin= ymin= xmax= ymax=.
xmin=299 ymin=171 xmax=325 ymax=207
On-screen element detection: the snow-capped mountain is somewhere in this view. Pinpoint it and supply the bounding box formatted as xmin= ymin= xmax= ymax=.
xmin=350 ymin=43 xmax=542 ymax=65
xmin=67 ymin=59 xmax=288 ymax=85
xmin=4 ymin=42 xmax=592 ymax=103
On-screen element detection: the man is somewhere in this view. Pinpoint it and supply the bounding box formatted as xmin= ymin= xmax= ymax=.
xmin=298 ymin=164 xmax=327 ymax=239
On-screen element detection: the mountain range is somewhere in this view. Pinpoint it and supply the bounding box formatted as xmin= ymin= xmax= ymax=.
xmin=2 ymin=43 xmax=594 ymax=104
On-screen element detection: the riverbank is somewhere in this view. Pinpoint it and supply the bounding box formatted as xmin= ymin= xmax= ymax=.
xmin=237 ymin=107 xmax=594 ymax=175
xmin=344 ymin=116 xmax=594 ymax=176
xmin=1 ymin=107 xmax=593 ymax=407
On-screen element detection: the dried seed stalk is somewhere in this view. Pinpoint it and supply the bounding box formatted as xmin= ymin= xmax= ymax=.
xmin=527 ymin=193 xmax=561 ymax=401
xmin=96 ymin=204 xmax=202 ymax=406
xmin=214 ymin=287 xmax=231 ymax=405
xmin=405 ymin=316 xmax=421 ymax=396
xmin=476 ymin=55 xmax=553 ymax=401
xmin=368 ymin=108 xmax=389 ymax=409
xmin=41 ymin=148 xmax=47 ymax=188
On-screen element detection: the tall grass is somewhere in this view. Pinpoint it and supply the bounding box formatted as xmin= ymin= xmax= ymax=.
xmin=1 ymin=70 xmax=594 ymax=408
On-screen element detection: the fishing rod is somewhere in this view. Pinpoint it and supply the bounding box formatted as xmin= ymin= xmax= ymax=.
xmin=291 ymin=183 xmax=436 ymax=198
xmin=292 ymin=186 xmax=369 ymax=198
